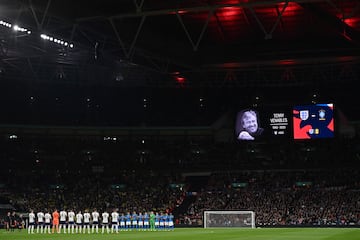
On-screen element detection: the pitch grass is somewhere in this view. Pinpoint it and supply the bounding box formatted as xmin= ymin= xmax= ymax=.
xmin=1 ymin=228 xmax=360 ymax=240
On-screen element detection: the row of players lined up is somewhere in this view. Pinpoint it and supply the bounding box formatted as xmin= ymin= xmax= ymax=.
xmin=27 ymin=208 xmax=175 ymax=234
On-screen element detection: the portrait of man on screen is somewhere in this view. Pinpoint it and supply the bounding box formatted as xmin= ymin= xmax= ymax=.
xmin=235 ymin=109 xmax=264 ymax=140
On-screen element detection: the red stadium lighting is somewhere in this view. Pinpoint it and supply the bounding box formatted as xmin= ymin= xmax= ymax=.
xmin=218 ymin=7 xmax=242 ymax=21
xmin=177 ymin=10 xmax=188 ymax=15
xmin=173 ymin=71 xmax=186 ymax=85
xmin=277 ymin=2 xmax=301 ymax=17
xmin=343 ymin=18 xmax=358 ymax=28
xmin=176 ymin=76 xmax=185 ymax=83
xmin=279 ymin=59 xmax=296 ymax=65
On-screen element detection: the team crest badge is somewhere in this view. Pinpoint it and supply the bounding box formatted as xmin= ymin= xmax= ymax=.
xmin=300 ymin=110 xmax=309 ymax=120
xmin=319 ymin=109 xmax=326 ymax=120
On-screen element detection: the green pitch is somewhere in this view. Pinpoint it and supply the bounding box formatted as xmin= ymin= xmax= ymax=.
xmin=1 ymin=228 xmax=359 ymax=240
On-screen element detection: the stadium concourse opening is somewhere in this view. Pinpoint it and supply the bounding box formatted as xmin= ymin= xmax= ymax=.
xmin=0 ymin=0 xmax=360 ymax=236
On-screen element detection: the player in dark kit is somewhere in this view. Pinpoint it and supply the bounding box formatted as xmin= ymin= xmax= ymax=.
xmin=10 ymin=211 xmax=17 ymax=232
xmin=5 ymin=212 xmax=11 ymax=231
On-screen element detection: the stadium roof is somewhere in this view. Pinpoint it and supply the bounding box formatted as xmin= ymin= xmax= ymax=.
xmin=0 ymin=0 xmax=359 ymax=87
xmin=0 ymin=0 xmax=360 ymax=125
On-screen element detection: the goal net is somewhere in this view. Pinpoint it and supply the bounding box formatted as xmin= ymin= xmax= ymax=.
xmin=203 ymin=211 xmax=255 ymax=228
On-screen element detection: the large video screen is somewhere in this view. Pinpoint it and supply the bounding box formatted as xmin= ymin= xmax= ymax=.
xmin=292 ymin=103 xmax=334 ymax=139
xmin=235 ymin=108 xmax=290 ymax=141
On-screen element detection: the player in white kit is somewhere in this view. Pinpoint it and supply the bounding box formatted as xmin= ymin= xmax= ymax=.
xmin=67 ymin=209 xmax=75 ymax=234
xmin=28 ymin=209 xmax=35 ymax=234
xmin=44 ymin=211 xmax=52 ymax=234
xmin=75 ymin=211 xmax=83 ymax=233
xmin=101 ymin=210 xmax=110 ymax=234
xmin=111 ymin=209 xmax=119 ymax=233
xmin=36 ymin=210 xmax=44 ymax=234
xmin=59 ymin=209 xmax=67 ymax=233
xmin=91 ymin=208 xmax=100 ymax=233
xmin=83 ymin=209 xmax=91 ymax=234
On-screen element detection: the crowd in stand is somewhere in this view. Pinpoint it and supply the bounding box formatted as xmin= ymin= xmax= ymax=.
xmin=0 ymin=170 xmax=184 ymax=230
xmin=1 ymin=168 xmax=360 ymax=227
xmin=184 ymin=169 xmax=360 ymax=226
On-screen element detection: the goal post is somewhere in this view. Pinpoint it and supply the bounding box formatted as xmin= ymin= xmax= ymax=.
xmin=203 ymin=210 xmax=255 ymax=228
